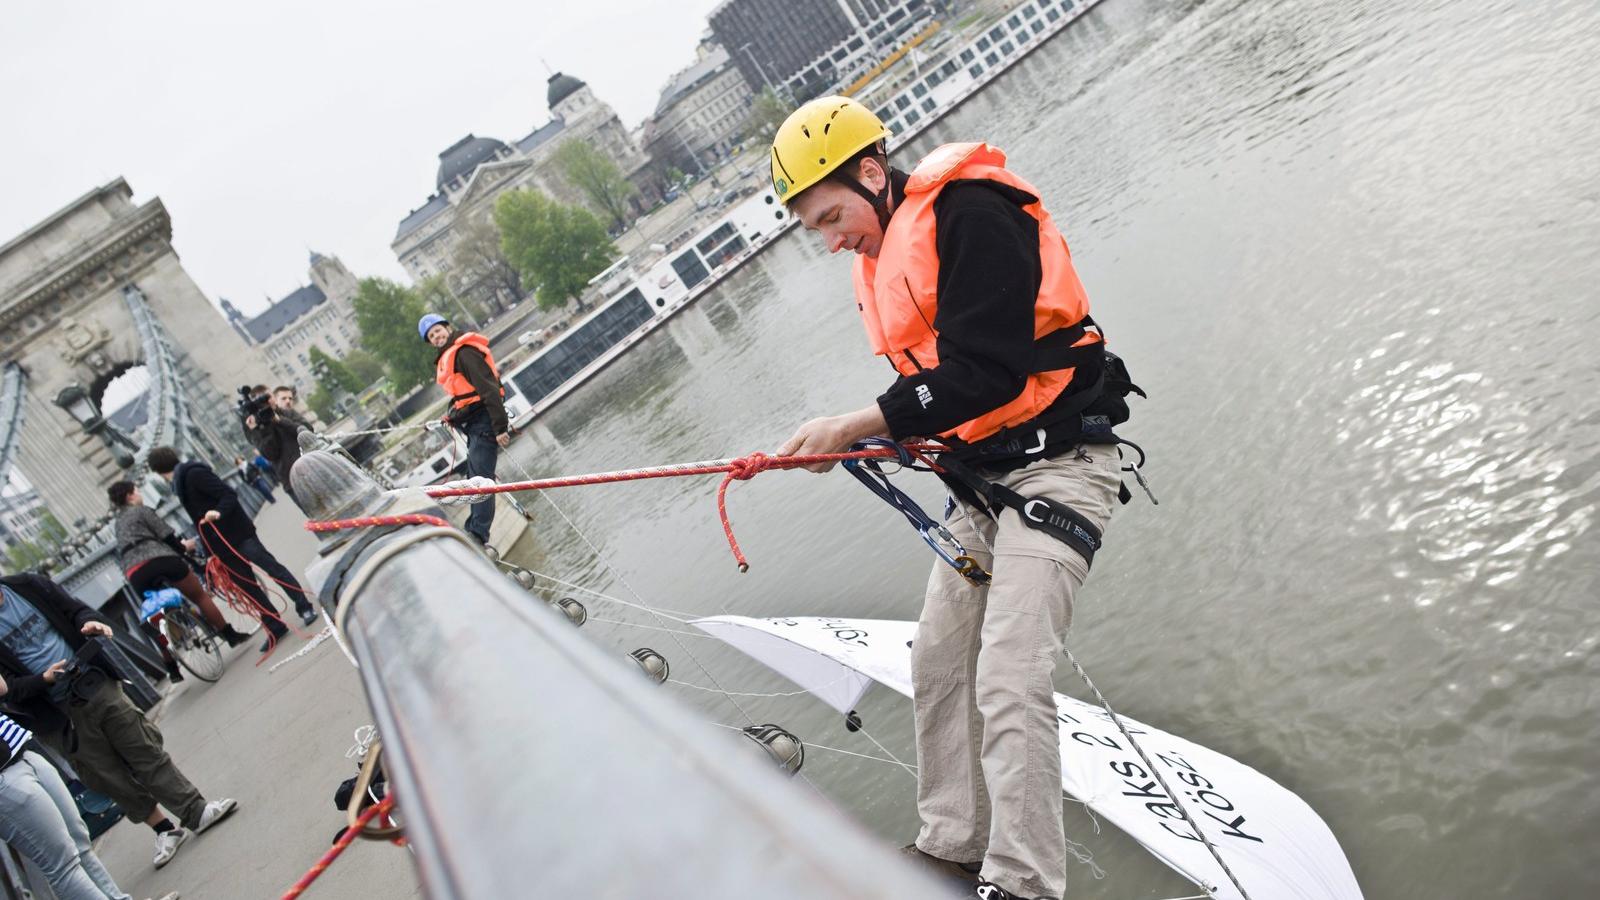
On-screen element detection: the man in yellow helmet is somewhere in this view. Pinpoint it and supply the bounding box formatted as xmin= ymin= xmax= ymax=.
xmin=773 ymin=97 xmax=1141 ymax=900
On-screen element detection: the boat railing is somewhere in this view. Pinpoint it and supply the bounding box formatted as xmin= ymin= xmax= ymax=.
xmin=292 ymin=447 xmax=952 ymax=899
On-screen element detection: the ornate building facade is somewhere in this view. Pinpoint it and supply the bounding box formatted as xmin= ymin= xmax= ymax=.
xmin=392 ymin=73 xmax=656 ymax=311
xmin=644 ymin=44 xmax=757 ymax=178
xmin=221 ymin=251 xmax=361 ymax=392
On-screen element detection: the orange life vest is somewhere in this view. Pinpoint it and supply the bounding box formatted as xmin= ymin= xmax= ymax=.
xmin=852 ymin=142 xmax=1102 ymax=446
xmin=435 ymin=331 xmax=504 ymax=411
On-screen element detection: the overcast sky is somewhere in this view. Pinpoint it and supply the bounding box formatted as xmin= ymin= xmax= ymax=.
xmin=0 ymin=0 xmax=727 ymax=318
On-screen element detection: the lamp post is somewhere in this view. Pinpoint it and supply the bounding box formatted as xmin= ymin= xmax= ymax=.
xmin=54 ymin=383 xmax=135 ymax=469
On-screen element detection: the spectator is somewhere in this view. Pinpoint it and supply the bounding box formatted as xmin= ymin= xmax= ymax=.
xmin=0 ymin=702 xmax=180 ymax=900
xmin=235 ymin=456 xmax=275 ymax=504
xmin=145 ymin=447 xmax=317 ymax=633
xmin=242 ymin=388 xmax=307 ymax=505
xmin=109 ymin=480 xmax=251 ymax=653
xmin=0 ymin=572 xmax=237 ymax=870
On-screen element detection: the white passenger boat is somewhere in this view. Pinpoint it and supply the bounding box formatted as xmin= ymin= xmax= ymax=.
xmin=500 ymin=0 xmax=1105 ymax=430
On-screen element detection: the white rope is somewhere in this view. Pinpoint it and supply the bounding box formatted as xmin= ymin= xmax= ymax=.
xmin=266 ymin=624 xmax=336 ymax=673
xmin=589 ymin=617 xmax=713 ymax=639
xmin=496 ymin=564 xmax=702 ymax=622
xmin=430 ymin=476 xmax=499 ymax=506
xmin=323 ymin=421 xmax=438 ymax=440
xmin=505 ymin=457 xmax=766 ymax=729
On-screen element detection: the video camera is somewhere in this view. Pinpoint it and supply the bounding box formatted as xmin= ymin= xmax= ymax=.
xmin=237 ymin=385 xmax=274 ymax=424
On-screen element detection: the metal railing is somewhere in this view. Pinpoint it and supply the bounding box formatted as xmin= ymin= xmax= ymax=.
xmin=296 ymin=447 xmax=955 ymax=899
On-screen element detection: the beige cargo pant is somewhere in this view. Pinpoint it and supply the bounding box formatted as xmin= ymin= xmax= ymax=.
xmin=912 ymin=445 xmax=1122 ymax=900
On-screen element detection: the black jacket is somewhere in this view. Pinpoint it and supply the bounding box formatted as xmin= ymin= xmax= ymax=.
xmin=173 ymin=460 xmax=255 ymax=549
xmin=247 ymin=409 xmax=310 ymax=492
xmin=0 ymin=573 xmax=110 ymax=739
xmin=873 ymin=172 xmax=1123 ymax=469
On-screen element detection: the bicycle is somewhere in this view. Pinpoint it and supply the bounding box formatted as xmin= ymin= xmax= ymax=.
xmin=140 ymin=587 xmax=227 ymax=683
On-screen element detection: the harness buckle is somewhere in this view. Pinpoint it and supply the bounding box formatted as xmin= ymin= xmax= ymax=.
xmin=953 ymin=555 xmax=992 ymax=586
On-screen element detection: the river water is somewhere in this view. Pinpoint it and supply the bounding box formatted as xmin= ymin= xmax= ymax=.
xmin=499 ymin=0 xmax=1600 ymax=896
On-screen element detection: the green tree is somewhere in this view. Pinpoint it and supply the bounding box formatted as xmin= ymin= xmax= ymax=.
xmin=306 ymin=384 xmax=338 ymax=423
xmin=352 ymin=277 xmax=434 ymax=393
xmin=743 ymin=87 xmax=794 ymax=145
xmin=344 ymin=349 xmax=387 ymax=387
xmin=3 ymin=511 xmax=66 ymax=571
xmin=552 ymin=139 xmax=637 ymax=232
xmin=493 ymin=189 xmax=616 ymax=312
xmin=449 ymin=215 xmax=523 ymax=314
xmin=308 ymin=346 xmax=362 ymax=396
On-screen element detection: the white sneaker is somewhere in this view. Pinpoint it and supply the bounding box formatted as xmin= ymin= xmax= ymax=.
xmin=152 ymin=827 xmax=190 ymax=868
xmin=195 ymin=797 xmax=238 ymax=833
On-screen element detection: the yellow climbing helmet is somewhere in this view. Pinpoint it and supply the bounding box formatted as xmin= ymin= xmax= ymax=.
xmin=769 ymin=95 xmax=889 ymax=204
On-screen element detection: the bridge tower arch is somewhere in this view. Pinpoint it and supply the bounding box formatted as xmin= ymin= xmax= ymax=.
xmin=0 ymin=179 xmax=269 ymax=527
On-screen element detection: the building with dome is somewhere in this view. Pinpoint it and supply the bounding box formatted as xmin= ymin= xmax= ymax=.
xmin=221 ymin=251 xmax=362 ymax=392
xmin=391 ymin=73 xmax=655 ymax=310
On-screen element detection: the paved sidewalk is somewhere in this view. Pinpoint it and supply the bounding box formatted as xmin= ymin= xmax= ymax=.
xmin=93 ymin=499 xmax=423 ymax=900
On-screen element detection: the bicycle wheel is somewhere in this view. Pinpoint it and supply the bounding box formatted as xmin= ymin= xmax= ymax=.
xmin=163 ymin=607 xmax=226 ymax=683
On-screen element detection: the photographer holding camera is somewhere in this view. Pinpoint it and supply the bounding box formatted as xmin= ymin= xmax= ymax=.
xmin=0 ymin=571 xmax=237 ymax=870
xmin=240 ymin=385 xmax=311 ymax=507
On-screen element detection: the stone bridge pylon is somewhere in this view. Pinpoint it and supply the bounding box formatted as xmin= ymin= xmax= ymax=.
xmin=0 ymin=178 xmax=269 ymax=527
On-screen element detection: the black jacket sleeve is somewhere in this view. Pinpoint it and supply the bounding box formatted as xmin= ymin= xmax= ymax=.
xmin=456 ymin=347 xmax=509 ymax=434
xmin=876 ymin=180 xmax=1043 ymax=439
xmin=188 ymin=464 xmax=241 ymax=522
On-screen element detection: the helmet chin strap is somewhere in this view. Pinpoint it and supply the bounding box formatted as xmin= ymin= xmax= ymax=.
xmin=840 ymin=175 xmax=893 ymax=230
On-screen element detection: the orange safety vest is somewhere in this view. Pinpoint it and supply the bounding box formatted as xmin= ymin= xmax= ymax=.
xmin=435 ymin=331 xmax=504 ymax=411
xmin=853 ymin=142 xmax=1102 ymax=446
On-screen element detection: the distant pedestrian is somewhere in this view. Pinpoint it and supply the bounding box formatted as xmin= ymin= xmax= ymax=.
xmin=420 ymin=313 xmax=510 ymax=545
xmin=235 ymin=456 xmax=275 ymax=503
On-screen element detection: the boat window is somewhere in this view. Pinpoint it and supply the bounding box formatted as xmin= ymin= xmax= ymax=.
xmin=969 ymin=63 xmax=985 ymax=78
xmin=988 ymin=26 xmax=1005 ymax=42
xmin=940 ymin=60 xmax=960 ymax=77
xmin=671 ymin=251 xmax=710 ymax=289
xmin=960 ymin=48 xmax=975 ymax=63
xmin=1046 ymin=8 xmax=1060 ymax=21
xmin=985 ymin=51 xmax=1000 ymax=66
xmin=904 ymin=108 xmax=921 ymax=125
xmin=977 ymin=37 xmax=991 ymax=51
xmin=507 ymin=290 xmax=655 ymax=408
xmin=999 ymin=40 xmax=1015 ymax=55
xmin=926 ymin=70 xmax=942 ymax=87
xmin=913 ymin=82 xmax=928 ymax=98
xmin=921 ymin=97 xmax=937 ymax=113
xmin=1024 ymin=6 xmax=1037 ymax=19
xmin=896 ymin=95 xmax=912 ymax=110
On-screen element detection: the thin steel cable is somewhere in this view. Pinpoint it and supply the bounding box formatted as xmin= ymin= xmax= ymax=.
xmin=506 ymin=456 xmax=764 ymax=728
xmin=951 ymin=496 xmax=1243 ymax=900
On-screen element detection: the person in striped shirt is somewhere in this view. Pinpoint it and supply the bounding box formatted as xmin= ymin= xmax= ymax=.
xmin=0 ymin=695 xmax=178 ymax=900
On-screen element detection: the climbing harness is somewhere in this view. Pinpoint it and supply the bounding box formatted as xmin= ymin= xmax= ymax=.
xmin=842 ymin=438 xmax=992 ymax=585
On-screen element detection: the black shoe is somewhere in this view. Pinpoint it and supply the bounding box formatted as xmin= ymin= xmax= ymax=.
xmin=901 ymin=844 xmax=982 ymax=885
xmin=299 ymin=608 xmax=319 ymax=626
xmin=221 ymin=625 xmax=251 ymax=648
xmin=165 ymin=666 xmax=184 ymax=684
xmin=259 ymin=638 xmax=277 ymax=654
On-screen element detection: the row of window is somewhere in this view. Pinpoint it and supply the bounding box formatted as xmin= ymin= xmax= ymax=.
xmin=875 ymin=0 xmax=1076 ymax=135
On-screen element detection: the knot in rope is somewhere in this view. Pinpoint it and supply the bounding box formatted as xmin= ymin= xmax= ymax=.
xmin=432 ymin=476 xmax=498 ymax=506
xmin=725 ymin=452 xmax=775 ymax=482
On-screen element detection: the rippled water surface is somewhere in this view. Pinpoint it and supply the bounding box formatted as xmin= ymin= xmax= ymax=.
xmin=499 ymin=0 xmax=1600 ymax=895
